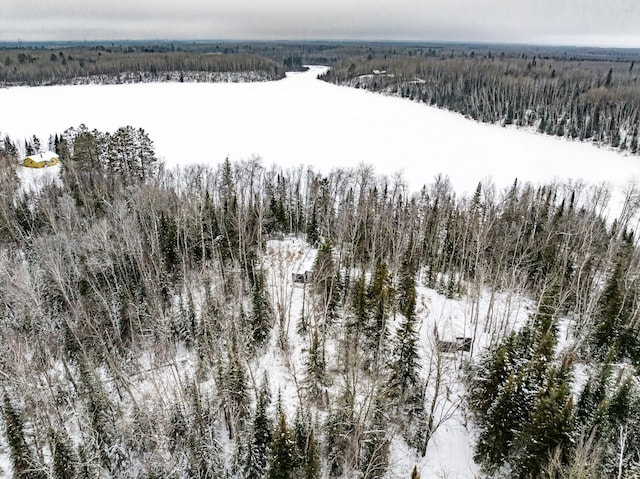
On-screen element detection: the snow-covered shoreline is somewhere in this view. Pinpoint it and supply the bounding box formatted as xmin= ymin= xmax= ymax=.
xmin=2 ymin=64 xmax=637 ymax=208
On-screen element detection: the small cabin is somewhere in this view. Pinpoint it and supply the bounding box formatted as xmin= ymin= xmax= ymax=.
xmin=22 ymin=151 xmax=59 ymax=168
xmin=292 ymin=271 xmax=313 ymax=284
xmin=433 ymin=325 xmax=472 ymax=353
xmin=436 ymin=337 xmax=472 ymax=353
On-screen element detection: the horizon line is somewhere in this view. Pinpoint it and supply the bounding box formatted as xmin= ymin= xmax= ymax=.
xmin=1 ymin=38 xmax=640 ymax=51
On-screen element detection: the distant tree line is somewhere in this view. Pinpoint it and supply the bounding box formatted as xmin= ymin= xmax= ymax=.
xmin=0 ymin=49 xmax=284 ymax=86
xmin=1 ymin=128 xmax=640 ymax=477
xmin=321 ymin=54 xmax=640 ymax=153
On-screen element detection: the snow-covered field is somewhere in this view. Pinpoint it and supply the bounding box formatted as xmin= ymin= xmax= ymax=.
xmin=2 ymin=66 xmax=638 ymax=207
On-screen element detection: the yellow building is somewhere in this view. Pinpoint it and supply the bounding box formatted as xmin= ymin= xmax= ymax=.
xmin=22 ymin=151 xmax=60 ymax=168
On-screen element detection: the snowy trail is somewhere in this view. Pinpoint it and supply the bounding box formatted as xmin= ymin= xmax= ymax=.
xmin=2 ymin=65 xmax=638 ymax=206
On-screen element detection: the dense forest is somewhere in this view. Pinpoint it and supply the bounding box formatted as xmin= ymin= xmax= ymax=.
xmin=0 ymin=123 xmax=640 ymax=478
xmin=0 ymin=48 xmax=284 ymax=86
xmin=5 ymin=40 xmax=640 ymax=157
xmin=320 ymin=53 xmax=640 ymax=153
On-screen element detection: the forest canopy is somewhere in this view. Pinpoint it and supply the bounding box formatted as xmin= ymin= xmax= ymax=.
xmin=1 ymin=125 xmax=640 ymax=477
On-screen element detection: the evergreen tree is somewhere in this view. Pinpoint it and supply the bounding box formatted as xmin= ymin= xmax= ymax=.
xmin=71 ymin=128 xmax=104 ymax=171
xmin=218 ymin=156 xmax=238 ymax=259
xmin=292 ymin=408 xmax=320 ymax=479
xmin=31 ymin=135 xmax=41 ymax=154
xmin=512 ymin=361 xmax=574 ymax=479
xmin=359 ymin=396 xmax=390 ymax=479
xmin=574 ymin=359 xmax=613 ymax=434
xmin=3 ymin=135 xmax=18 ymax=159
xmin=325 ymin=383 xmax=357 ymax=477
xmin=222 ymin=333 xmax=250 ymax=432
xmin=532 ymin=281 xmax=560 ymax=339
xmin=397 ymin=253 xmax=417 ymax=321
xmin=468 ymin=289 xmax=567 ymax=476
xmin=591 ymin=260 xmax=639 ymax=363
xmin=135 ymin=127 xmax=157 ymax=181
xmin=25 ymin=139 xmax=34 ymax=156
xmin=349 ymin=274 xmax=368 ymax=346
xmin=305 ymin=206 xmax=319 ymax=246
xmin=244 ymin=377 xmax=272 ymax=479
xmin=77 ymin=357 xmax=121 ymax=474
xmin=1 ymin=393 xmax=45 ymax=479
xmin=388 ymin=310 xmax=421 ymax=401
xmin=302 ymin=430 xmax=320 ymax=479
xmin=603 ymin=375 xmax=640 ymax=475
xmin=104 ymin=126 xmax=157 ymax=183
xmin=304 ymin=328 xmax=328 ymax=403
xmin=364 ymin=261 xmax=393 ymax=369
xmin=473 ymin=373 xmax=527 ymax=472
xmin=312 ymin=238 xmax=340 ymax=323
xmin=76 ymin=445 xmax=98 ymax=479
xmin=159 ymin=211 xmax=179 ymax=274
xmin=250 ymin=269 xmax=273 ymax=348
xmin=51 ymin=430 xmax=79 ymax=479
xmin=268 ymin=413 xmax=296 ymax=479
xmin=467 ymin=328 xmax=523 ymax=421
xmin=54 ymin=133 xmax=71 ymax=161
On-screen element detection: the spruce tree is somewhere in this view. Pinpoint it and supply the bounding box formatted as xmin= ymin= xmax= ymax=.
xmin=604 ymin=375 xmax=640 ymax=475
xmin=250 ymin=269 xmax=273 ymax=348
xmin=51 ymin=430 xmax=79 ymax=479
xmin=575 ymin=359 xmax=613 ymax=433
xmin=359 ymin=396 xmax=390 ymax=479
xmin=304 ymin=328 xmax=328 ymax=403
xmin=473 ymin=373 xmax=526 ymax=472
xmin=388 ymin=310 xmax=421 ymax=401
xmin=77 ymin=356 xmax=121 ymax=474
xmin=349 ymin=274 xmax=368 ymax=346
xmin=3 ymin=135 xmax=18 ymax=159
xmin=159 ymin=211 xmax=178 ymax=274
xmin=591 ymin=259 xmax=639 ymax=363
xmin=364 ymin=261 xmax=393 ymax=369
xmin=244 ymin=377 xmax=272 ymax=479
xmin=512 ymin=362 xmax=574 ymax=479
xmin=312 ymin=238 xmax=339 ymax=323
xmin=305 ymin=207 xmax=319 ymax=246
xmin=390 ymin=250 xmax=420 ymax=397
xmin=292 ymin=408 xmax=319 ymax=479
xmin=397 ymin=254 xmax=417 ymax=321
xmin=1 ymin=393 xmax=45 ymax=479
xmin=468 ymin=288 xmax=567 ymax=476
xmin=268 ymin=413 xmax=296 ymax=479
xmin=223 ymin=333 xmax=250 ymax=430
xmin=302 ymin=429 xmax=320 ymax=479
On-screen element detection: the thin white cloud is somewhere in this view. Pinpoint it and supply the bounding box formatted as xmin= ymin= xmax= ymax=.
xmin=1 ymin=0 xmax=639 ymax=46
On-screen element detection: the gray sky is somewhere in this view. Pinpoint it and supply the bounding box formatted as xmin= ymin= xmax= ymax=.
xmin=3 ymin=0 xmax=640 ymax=47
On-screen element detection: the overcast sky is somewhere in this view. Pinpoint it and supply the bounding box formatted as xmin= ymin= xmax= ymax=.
xmin=2 ymin=0 xmax=640 ymax=47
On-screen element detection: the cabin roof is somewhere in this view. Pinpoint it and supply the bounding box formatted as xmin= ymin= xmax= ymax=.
xmin=24 ymin=151 xmax=58 ymax=163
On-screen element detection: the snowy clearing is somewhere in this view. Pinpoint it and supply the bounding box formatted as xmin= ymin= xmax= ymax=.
xmin=251 ymin=237 xmax=532 ymax=479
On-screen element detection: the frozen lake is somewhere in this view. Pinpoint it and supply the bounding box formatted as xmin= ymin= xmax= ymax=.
xmin=2 ymin=65 xmax=639 ymax=201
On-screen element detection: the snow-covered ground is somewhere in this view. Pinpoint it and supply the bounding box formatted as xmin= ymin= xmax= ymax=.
xmin=15 ymin=162 xmax=62 ymax=195
xmin=252 ymin=237 xmax=532 ymax=479
xmin=1 ymin=67 xmax=634 ymax=477
xmin=1 ymin=66 xmax=638 ymax=210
